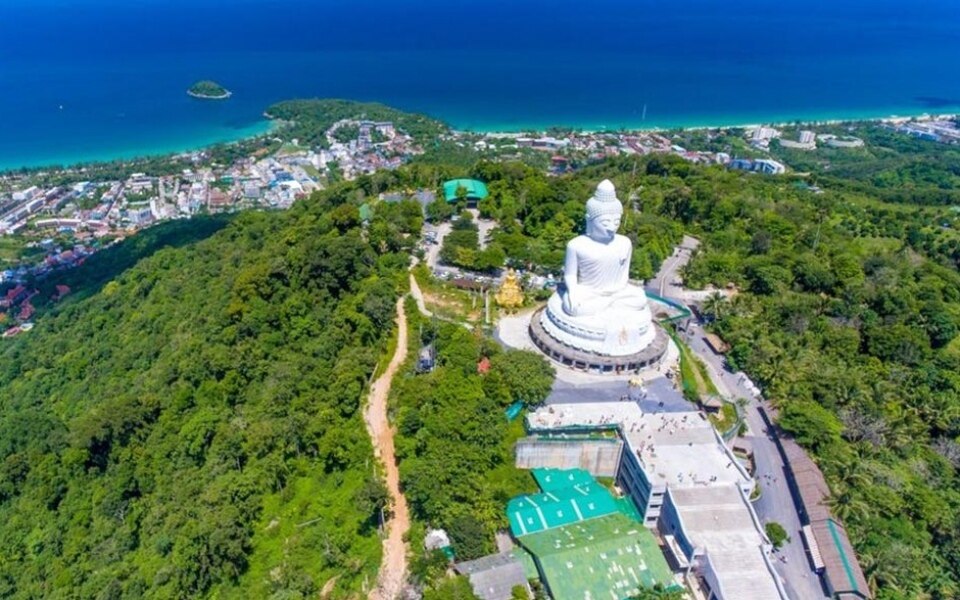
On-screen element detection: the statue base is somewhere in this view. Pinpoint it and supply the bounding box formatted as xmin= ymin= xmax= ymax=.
xmin=529 ymin=306 xmax=668 ymax=374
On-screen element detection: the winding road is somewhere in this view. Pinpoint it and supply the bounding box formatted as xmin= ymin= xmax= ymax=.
xmin=364 ymin=296 xmax=411 ymax=600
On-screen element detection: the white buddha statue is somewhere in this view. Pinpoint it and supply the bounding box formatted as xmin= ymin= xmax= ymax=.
xmin=539 ymin=180 xmax=656 ymax=356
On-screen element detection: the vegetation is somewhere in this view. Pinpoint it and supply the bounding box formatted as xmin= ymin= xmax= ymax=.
xmin=265 ymin=99 xmax=448 ymax=148
xmin=332 ymin=124 xmax=360 ymax=144
xmin=391 ymin=304 xmax=551 ymax=564
xmin=187 ymin=80 xmax=231 ymax=99
xmin=665 ymin=326 xmax=716 ymax=404
xmin=422 ymin=576 xmax=480 ymax=600
xmin=765 ymin=521 xmax=790 ymax=549
xmin=438 ymin=212 xmax=505 ymax=272
xmin=627 ymin=584 xmax=686 ymax=600
xmin=451 ymin=146 xmax=960 ymax=597
xmin=0 ymin=177 xmax=424 ymax=598
xmin=3 ymin=99 xmax=960 ymax=599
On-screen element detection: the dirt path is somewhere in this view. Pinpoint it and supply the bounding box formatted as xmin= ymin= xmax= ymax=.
xmin=408 ymin=271 xmax=433 ymax=318
xmin=364 ymin=296 xmax=411 ymax=600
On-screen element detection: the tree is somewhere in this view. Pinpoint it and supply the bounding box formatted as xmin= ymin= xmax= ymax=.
xmin=700 ymin=292 xmax=728 ymax=322
xmin=628 ymin=584 xmax=686 ymax=600
xmin=777 ymin=401 xmax=843 ymax=452
xmin=424 ymin=576 xmax=480 ymax=600
xmin=765 ymin=521 xmax=790 ymax=549
xmin=455 ymin=184 xmax=469 ymax=208
xmin=489 ymin=350 xmax=555 ymax=407
xmin=511 ymin=584 xmax=530 ymax=599
xmin=426 ymin=199 xmax=454 ymax=223
xmin=447 ymin=514 xmax=489 ymax=560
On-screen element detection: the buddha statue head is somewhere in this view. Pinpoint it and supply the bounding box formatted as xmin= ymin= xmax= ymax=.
xmin=585 ymin=179 xmax=623 ymax=243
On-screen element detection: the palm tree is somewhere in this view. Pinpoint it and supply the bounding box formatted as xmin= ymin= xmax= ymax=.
xmin=701 ymin=291 xmax=728 ymax=322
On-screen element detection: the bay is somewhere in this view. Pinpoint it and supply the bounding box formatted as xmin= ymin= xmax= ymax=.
xmin=1 ymin=0 xmax=958 ymax=171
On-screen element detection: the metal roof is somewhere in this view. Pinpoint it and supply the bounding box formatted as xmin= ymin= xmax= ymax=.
xmin=455 ymin=552 xmax=529 ymax=600
xmin=532 ymin=467 xmax=597 ymax=492
xmin=517 ymin=513 xmax=679 ymax=600
xmin=443 ymin=178 xmax=489 ymax=202
xmin=507 ymin=478 xmax=619 ymax=537
xmin=782 ymin=439 xmax=871 ymax=599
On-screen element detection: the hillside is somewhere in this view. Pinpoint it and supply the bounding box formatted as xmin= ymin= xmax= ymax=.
xmin=265 ymin=98 xmax=448 ymax=148
xmin=187 ymin=80 xmax=231 ymax=99
xmin=0 ymin=183 xmax=421 ymax=598
xmin=461 ymin=153 xmax=960 ymax=598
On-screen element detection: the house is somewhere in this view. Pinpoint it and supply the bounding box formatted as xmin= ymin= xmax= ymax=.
xmin=729 ymin=158 xmax=785 ymax=176
xmin=0 ymin=285 xmax=27 ymax=309
xmin=53 ymin=285 xmax=71 ymax=301
xmin=17 ymin=302 xmax=34 ymax=321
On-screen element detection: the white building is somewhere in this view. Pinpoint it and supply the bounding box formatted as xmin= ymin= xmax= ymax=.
xmin=525 ymin=402 xmax=788 ymax=600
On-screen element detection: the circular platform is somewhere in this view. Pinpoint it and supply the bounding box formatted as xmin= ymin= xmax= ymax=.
xmin=529 ymin=306 xmax=669 ymax=374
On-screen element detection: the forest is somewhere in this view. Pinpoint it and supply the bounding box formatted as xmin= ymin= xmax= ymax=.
xmin=447 ymin=151 xmax=960 ymax=599
xmin=0 ymin=178 xmax=423 ymax=598
xmin=0 ymin=101 xmax=959 ymax=598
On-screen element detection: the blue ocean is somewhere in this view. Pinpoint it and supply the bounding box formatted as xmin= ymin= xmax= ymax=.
xmin=1 ymin=0 xmax=959 ymax=171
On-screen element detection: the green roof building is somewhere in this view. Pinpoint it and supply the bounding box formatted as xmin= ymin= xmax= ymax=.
xmin=443 ymin=179 xmax=489 ymax=203
xmin=518 ymin=513 xmax=678 ymax=600
xmin=506 ymin=469 xmax=681 ymax=600
xmin=359 ymin=202 xmax=373 ymax=222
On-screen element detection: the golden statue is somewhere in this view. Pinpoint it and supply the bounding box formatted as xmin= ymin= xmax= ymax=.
xmin=495 ymin=269 xmax=524 ymax=311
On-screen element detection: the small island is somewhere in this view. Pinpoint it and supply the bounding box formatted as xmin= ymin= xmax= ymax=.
xmin=187 ymin=80 xmax=231 ymax=100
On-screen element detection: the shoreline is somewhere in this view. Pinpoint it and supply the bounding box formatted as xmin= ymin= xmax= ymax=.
xmin=452 ymin=107 xmax=960 ymax=136
xmin=0 ymin=120 xmax=276 ymax=174
xmin=186 ymin=90 xmax=233 ymax=100
xmin=1 ymin=105 xmax=956 ymax=175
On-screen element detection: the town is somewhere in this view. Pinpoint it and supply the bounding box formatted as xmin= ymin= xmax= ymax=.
xmin=1 ymin=110 xmax=956 ymax=337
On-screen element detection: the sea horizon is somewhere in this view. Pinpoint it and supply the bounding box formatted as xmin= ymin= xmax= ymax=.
xmin=2 ymin=0 xmax=959 ymax=173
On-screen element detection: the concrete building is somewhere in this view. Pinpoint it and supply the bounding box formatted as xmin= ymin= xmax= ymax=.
xmin=525 ymin=403 xmax=788 ymax=600
xmin=454 ymin=553 xmax=530 ymax=600
xmin=729 ymin=158 xmax=786 ymax=176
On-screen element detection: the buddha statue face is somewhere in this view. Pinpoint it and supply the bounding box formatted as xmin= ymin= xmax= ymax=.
xmin=584 ymin=180 xmax=623 ymax=244
xmin=587 ymin=213 xmax=621 ymax=243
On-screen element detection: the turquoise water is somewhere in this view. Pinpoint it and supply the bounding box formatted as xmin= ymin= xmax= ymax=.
xmin=1 ymin=0 xmax=958 ymax=171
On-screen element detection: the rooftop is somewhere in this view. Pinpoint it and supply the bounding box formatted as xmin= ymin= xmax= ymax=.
xmin=527 ymin=403 xmax=752 ymax=490
xmin=518 ymin=513 xmax=679 ymax=600
xmin=443 ymin=178 xmax=489 ymax=202
xmin=507 ymin=468 xmax=640 ymax=537
xmin=454 ymin=552 xmax=529 ymax=600
xmin=667 ymin=486 xmax=782 ymax=600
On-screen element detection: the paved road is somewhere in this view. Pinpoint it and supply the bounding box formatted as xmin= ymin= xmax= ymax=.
xmin=422 ymin=221 xmax=451 ymax=270
xmin=648 ymin=235 xmax=699 ymax=297
xmin=546 ymin=376 xmax=690 ymax=413
xmin=677 ymin=326 xmax=827 ymax=600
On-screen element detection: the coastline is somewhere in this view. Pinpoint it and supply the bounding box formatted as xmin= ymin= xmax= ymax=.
xmin=187 ymin=90 xmax=233 ymax=100
xmin=451 ymin=104 xmax=960 ymax=135
xmin=2 ymin=104 xmax=956 ymax=175
xmin=0 ymin=119 xmax=275 ymax=174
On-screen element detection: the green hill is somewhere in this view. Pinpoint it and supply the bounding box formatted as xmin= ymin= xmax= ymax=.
xmin=264 ymin=98 xmax=448 ymax=147
xmin=187 ymin=80 xmax=231 ymax=99
xmin=0 ymin=185 xmax=418 ymax=598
